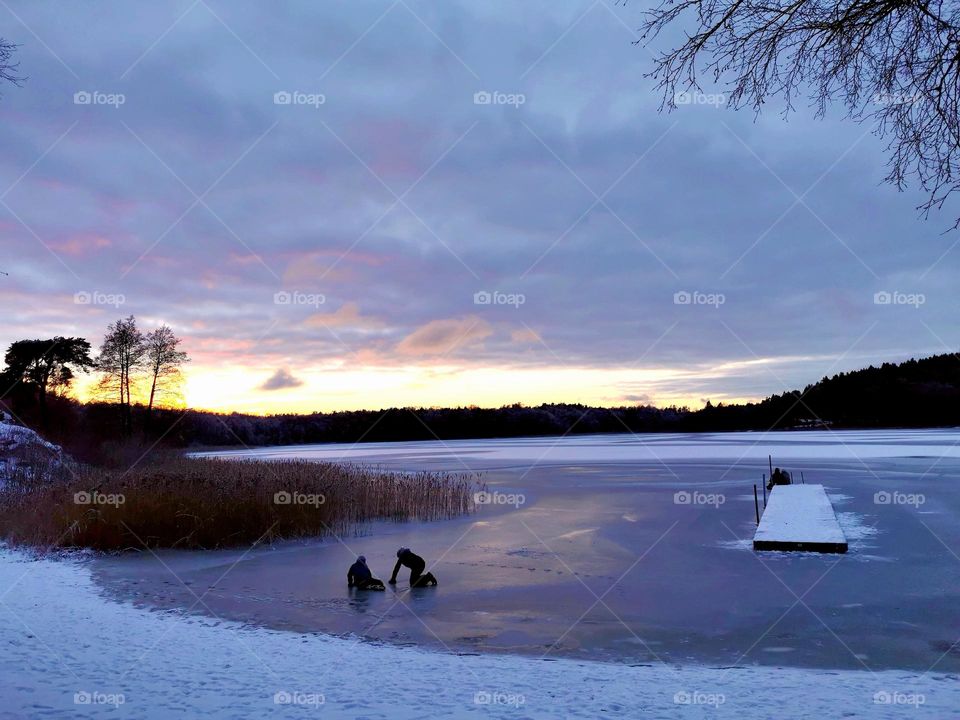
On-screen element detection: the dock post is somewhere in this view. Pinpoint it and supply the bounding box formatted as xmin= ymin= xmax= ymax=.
xmin=754 ymin=484 xmax=760 ymax=525
xmin=762 ymin=475 xmax=767 ymax=507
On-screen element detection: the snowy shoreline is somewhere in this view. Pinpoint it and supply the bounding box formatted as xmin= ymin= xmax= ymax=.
xmin=3 ymin=549 xmax=957 ymax=719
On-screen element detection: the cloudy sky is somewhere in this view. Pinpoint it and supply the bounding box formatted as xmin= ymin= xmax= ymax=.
xmin=2 ymin=1 xmax=957 ymax=414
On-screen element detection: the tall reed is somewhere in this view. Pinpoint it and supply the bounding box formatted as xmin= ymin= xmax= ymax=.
xmin=0 ymin=457 xmax=476 ymax=550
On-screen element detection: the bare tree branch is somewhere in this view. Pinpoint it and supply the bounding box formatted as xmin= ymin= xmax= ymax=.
xmin=632 ymin=0 xmax=960 ymax=226
xmin=0 ymin=38 xmax=24 ymax=93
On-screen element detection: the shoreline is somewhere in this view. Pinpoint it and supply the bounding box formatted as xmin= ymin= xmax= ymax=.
xmin=4 ymin=546 xmax=958 ymax=719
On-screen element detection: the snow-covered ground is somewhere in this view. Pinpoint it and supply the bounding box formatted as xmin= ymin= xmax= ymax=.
xmin=1 ymin=549 xmax=956 ymax=719
xmin=0 ymin=414 xmax=62 ymax=479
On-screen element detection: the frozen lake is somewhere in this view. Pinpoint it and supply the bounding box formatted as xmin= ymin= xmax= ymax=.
xmin=194 ymin=427 xmax=960 ymax=466
xmin=5 ymin=429 xmax=960 ymax=717
xmin=96 ymin=429 xmax=960 ymax=671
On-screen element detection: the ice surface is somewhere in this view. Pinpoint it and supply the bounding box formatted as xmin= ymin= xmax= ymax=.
xmin=193 ymin=428 xmax=960 ymax=468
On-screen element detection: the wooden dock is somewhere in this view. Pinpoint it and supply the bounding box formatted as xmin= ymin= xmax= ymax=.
xmin=753 ymin=484 xmax=847 ymax=553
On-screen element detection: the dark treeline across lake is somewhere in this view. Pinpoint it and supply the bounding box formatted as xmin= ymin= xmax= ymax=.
xmin=6 ymin=352 xmax=960 ymax=458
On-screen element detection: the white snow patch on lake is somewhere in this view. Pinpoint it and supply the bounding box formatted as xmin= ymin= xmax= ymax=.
xmin=194 ymin=428 xmax=960 ymax=467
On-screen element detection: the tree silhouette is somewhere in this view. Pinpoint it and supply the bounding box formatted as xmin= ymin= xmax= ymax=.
xmin=1 ymin=337 xmax=93 ymax=426
xmin=144 ymin=324 xmax=189 ymax=427
xmin=97 ymin=316 xmax=146 ymax=434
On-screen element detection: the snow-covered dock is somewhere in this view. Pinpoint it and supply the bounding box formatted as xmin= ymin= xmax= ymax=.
xmin=754 ymin=484 xmax=848 ymax=553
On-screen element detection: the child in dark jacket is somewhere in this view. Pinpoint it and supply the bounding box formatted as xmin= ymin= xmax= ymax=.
xmin=388 ymin=548 xmax=437 ymax=587
xmin=347 ymin=556 xmax=384 ymax=590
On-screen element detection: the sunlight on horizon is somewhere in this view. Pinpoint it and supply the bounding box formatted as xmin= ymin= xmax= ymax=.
xmin=74 ymin=360 xmax=767 ymax=415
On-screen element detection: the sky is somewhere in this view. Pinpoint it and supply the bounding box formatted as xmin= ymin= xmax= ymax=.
xmin=1 ymin=1 xmax=958 ymax=415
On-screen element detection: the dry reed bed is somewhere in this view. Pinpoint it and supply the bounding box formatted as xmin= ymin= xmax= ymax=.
xmin=0 ymin=457 xmax=476 ymax=550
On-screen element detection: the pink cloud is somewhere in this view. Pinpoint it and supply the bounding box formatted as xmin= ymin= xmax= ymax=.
xmin=48 ymin=234 xmax=112 ymax=257
xmin=396 ymin=316 xmax=493 ymax=356
xmin=511 ymin=327 xmax=541 ymax=344
xmin=305 ymin=302 xmax=384 ymax=330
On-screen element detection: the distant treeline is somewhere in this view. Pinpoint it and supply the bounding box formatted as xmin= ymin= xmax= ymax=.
xmin=88 ymin=402 xmax=690 ymax=450
xmin=4 ymin=352 xmax=960 ymax=461
xmin=694 ymin=353 xmax=960 ymax=431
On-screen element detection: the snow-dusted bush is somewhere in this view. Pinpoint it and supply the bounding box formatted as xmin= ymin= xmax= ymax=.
xmin=0 ymin=416 xmax=63 ymax=481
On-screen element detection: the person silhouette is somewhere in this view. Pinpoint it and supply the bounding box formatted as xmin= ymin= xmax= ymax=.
xmin=767 ymin=467 xmax=791 ymax=491
xmin=347 ymin=555 xmax=384 ymax=590
xmin=388 ymin=548 xmax=437 ymax=587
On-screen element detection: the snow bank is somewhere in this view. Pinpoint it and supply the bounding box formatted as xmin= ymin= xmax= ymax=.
xmin=0 ymin=550 xmax=956 ymax=719
xmin=0 ymin=415 xmax=62 ymax=478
